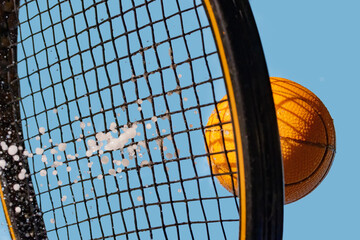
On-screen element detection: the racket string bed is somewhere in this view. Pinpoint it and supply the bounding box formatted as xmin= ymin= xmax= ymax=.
xmin=0 ymin=0 xmax=242 ymax=239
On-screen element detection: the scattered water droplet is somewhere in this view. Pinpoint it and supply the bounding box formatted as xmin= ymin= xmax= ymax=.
xmin=39 ymin=127 xmax=45 ymax=134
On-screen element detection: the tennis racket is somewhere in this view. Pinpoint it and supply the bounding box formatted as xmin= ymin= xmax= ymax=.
xmin=0 ymin=0 xmax=283 ymax=239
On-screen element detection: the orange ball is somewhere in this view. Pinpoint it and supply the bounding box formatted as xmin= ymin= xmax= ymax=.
xmin=205 ymin=77 xmax=336 ymax=204
xmin=205 ymin=95 xmax=238 ymax=196
xmin=271 ymin=77 xmax=336 ymax=203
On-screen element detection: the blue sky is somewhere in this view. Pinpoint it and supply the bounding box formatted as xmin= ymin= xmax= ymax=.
xmin=251 ymin=0 xmax=360 ymax=239
xmin=0 ymin=0 xmax=359 ymax=239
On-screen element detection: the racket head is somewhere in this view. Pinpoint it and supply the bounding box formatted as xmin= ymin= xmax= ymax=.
xmin=205 ymin=0 xmax=284 ymax=239
xmin=0 ymin=0 xmax=283 ymax=239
